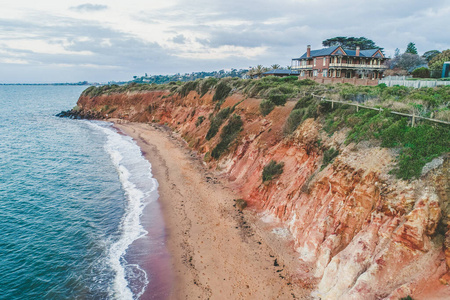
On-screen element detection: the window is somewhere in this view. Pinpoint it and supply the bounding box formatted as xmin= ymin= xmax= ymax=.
xmin=336 ymin=70 xmax=341 ymax=77
xmin=313 ymin=70 xmax=318 ymax=77
xmin=323 ymin=57 xmax=326 ymax=66
xmin=313 ymin=58 xmax=316 ymax=66
xmin=323 ymin=69 xmax=327 ymax=77
xmin=348 ymin=58 xmax=352 ymax=64
xmin=301 ymin=71 xmax=305 ymax=77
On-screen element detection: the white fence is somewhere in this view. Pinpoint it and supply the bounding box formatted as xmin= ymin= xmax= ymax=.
xmin=379 ymin=77 xmax=450 ymax=88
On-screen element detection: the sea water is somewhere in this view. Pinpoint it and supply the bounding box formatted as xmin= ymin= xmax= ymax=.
xmin=0 ymin=85 xmax=169 ymax=299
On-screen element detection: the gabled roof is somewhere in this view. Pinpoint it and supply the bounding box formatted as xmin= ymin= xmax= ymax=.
xmin=293 ymin=46 xmax=385 ymax=60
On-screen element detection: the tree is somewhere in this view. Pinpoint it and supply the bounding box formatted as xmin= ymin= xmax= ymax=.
xmin=405 ymin=42 xmax=418 ymax=55
xmin=322 ymin=36 xmax=380 ymax=50
xmin=270 ymin=64 xmax=281 ymax=70
xmin=422 ymin=50 xmax=440 ymax=62
xmin=388 ymin=53 xmax=425 ymax=72
xmin=428 ymin=49 xmax=450 ymax=74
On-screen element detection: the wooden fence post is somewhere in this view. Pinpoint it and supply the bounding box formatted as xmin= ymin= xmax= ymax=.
xmin=412 ymin=111 xmax=415 ymax=127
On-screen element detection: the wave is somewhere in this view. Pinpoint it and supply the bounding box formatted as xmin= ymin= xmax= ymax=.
xmin=87 ymin=121 xmax=159 ymax=299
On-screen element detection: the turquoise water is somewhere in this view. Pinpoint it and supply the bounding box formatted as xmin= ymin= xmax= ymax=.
xmin=0 ymin=86 xmax=166 ymax=299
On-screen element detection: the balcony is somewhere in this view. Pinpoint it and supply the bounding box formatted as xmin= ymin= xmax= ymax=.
xmin=292 ymin=65 xmax=313 ymax=70
xmin=329 ymin=63 xmax=387 ymax=70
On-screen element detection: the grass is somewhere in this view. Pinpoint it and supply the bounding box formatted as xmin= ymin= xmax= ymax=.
xmin=324 ymin=105 xmax=450 ymax=179
xmin=262 ymin=160 xmax=285 ymax=182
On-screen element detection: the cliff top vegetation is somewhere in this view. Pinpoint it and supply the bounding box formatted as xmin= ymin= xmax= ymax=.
xmin=81 ymin=77 xmax=449 ymax=180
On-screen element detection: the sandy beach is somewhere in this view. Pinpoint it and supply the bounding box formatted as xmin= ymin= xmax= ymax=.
xmin=114 ymin=121 xmax=310 ymax=300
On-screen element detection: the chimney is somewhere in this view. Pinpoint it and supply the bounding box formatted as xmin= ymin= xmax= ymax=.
xmin=307 ymin=45 xmax=311 ymax=57
xmin=356 ymin=46 xmax=360 ymax=57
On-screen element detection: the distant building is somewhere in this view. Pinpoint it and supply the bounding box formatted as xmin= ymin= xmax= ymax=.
xmin=262 ymin=69 xmax=300 ymax=77
xmin=292 ymin=45 xmax=388 ymax=85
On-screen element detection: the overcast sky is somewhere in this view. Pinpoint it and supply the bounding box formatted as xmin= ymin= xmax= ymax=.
xmin=1 ymin=0 xmax=449 ymax=83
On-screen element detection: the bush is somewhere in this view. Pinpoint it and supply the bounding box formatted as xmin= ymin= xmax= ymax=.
xmin=211 ymin=114 xmax=243 ymax=159
xmin=200 ymin=78 xmax=218 ymax=97
xmin=268 ymin=89 xmax=288 ymax=105
xmin=322 ymin=147 xmax=339 ymax=169
xmin=260 ymin=99 xmax=275 ymax=116
xmin=283 ymin=109 xmax=305 ymax=135
xmin=213 ymin=81 xmax=232 ymax=102
xmin=235 ymin=199 xmax=247 ymax=210
xmin=196 ymin=116 xmax=205 ymax=127
xmin=262 ymin=160 xmax=285 ymax=182
xmin=412 ymin=67 xmax=431 ymax=78
xmin=206 ymin=107 xmax=232 ymax=140
xmin=179 ymin=80 xmax=198 ymax=97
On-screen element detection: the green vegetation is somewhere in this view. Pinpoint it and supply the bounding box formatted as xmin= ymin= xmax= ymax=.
xmin=213 ymin=81 xmax=232 ymax=102
xmin=262 ymin=160 xmax=285 ymax=182
xmin=324 ymin=105 xmax=450 ymax=179
xmin=82 ymin=77 xmax=449 ymax=181
xmin=429 ymin=49 xmax=450 ymax=74
xmin=206 ymin=107 xmax=232 ymax=140
xmin=283 ymin=95 xmax=320 ymax=135
xmin=235 ymin=199 xmax=247 ymax=210
xmin=400 ymin=296 xmax=414 ymax=300
xmin=260 ymin=99 xmax=275 ymax=116
xmin=411 ymin=67 xmax=430 ymax=78
xmin=321 ymin=148 xmax=339 ymax=169
xmin=179 ymin=80 xmax=198 ymax=97
xmin=196 ymin=116 xmax=205 ymax=127
xmin=211 ymin=114 xmax=243 ymax=159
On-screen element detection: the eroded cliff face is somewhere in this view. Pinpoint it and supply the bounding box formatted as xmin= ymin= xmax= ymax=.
xmin=76 ymin=89 xmax=450 ymax=299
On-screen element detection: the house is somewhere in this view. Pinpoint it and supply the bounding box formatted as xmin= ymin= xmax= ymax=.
xmin=262 ymin=69 xmax=300 ymax=77
xmin=292 ymin=45 xmax=388 ymax=85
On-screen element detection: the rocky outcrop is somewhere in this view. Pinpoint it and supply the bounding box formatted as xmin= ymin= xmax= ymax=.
xmin=74 ymin=89 xmax=450 ymax=299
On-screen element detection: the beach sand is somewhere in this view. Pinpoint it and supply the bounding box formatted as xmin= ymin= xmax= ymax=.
xmin=114 ymin=121 xmax=311 ymax=300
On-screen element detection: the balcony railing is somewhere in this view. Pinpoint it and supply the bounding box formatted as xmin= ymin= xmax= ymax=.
xmin=292 ymin=65 xmax=313 ymax=70
xmin=329 ymin=63 xmax=387 ymax=69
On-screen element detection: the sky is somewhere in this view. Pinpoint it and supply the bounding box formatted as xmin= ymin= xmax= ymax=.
xmin=1 ymin=0 xmax=449 ymax=83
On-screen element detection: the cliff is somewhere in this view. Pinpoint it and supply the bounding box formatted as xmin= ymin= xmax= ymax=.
xmin=73 ymin=83 xmax=450 ymax=299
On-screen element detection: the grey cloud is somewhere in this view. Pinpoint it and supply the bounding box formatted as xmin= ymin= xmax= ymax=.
xmin=172 ymin=34 xmax=186 ymax=44
xmin=70 ymin=3 xmax=108 ymax=12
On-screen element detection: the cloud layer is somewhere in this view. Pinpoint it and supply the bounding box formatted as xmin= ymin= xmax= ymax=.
xmin=1 ymin=0 xmax=449 ymax=83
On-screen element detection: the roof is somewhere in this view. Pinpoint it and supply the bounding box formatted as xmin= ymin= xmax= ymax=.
xmin=293 ymin=46 xmax=384 ymax=60
xmin=262 ymin=69 xmax=300 ymax=76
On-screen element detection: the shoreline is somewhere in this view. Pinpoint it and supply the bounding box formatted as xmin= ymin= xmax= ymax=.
xmin=114 ymin=121 xmax=311 ymax=299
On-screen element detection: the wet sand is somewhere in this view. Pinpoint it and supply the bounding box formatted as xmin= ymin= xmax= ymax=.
xmin=114 ymin=121 xmax=310 ymax=300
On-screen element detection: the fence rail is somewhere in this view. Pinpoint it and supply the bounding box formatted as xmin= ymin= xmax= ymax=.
xmin=311 ymin=93 xmax=450 ymax=126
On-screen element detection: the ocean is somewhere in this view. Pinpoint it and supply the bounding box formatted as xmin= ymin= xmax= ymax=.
xmin=0 ymin=85 xmax=170 ymax=299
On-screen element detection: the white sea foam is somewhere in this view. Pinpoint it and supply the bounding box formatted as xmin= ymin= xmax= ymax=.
xmin=87 ymin=121 xmax=158 ymax=299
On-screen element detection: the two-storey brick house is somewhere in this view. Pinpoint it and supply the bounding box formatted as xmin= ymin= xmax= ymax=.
xmin=292 ymin=45 xmax=388 ymax=84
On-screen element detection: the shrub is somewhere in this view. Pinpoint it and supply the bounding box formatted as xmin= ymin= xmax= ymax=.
xmin=268 ymin=89 xmax=288 ymax=105
xmin=206 ymin=107 xmax=232 ymax=140
xmin=213 ymin=81 xmax=232 ymax=102
xmin=196 ymin=116 xmax=205 ymax=127
xmin=260 ymin=99 xmax=275 ymax=116
xmin=235 ymin=199 xmax=247 ymax=210
xmin=283 ymin=109 xmax=305 ymax=135
xmin=211 ymin=114 xmax=243 ymax=159
xmin=200 ymin=78 xmax=218 ymax=97
xmin=321 ymin=148 xmax=339 ymax=169
xmin=179 ymin=80 xmax=198 ymax=97
xmin=412 ymin=67 xmax=431 ymax=78
xmin=262 ymin=160 xmax=285 ymax=182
